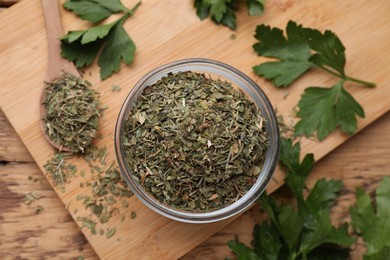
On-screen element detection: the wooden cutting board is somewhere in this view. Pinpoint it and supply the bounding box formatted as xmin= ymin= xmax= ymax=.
xmin=0 ymin=0 xmax=389 ymax=259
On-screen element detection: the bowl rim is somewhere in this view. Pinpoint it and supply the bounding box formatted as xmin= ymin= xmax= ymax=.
xmin=114 ymin=58 xmax=279 ymax=223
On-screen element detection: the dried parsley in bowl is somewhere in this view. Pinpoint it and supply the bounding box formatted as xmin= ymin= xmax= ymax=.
xmin=42 ymin=73 xmax=101 ymax=153
xmin=122 ymin=71 xmax=269 ymax=212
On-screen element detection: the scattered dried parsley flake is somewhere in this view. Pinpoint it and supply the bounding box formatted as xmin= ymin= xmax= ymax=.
xmin=106 ymin=227 xmax=117 ymax=238
xmin=23 ymin=192 xmax=41 ymax=205
xmin=75 ymin=150 xmax=134 ymax=228
xmin=42 ymin=138 xmax=136 ymax=235
xmin=44 ymin=152 xmax=76 ymax=187
xmin=123 ymin=71 xmax=269 ymax=212
xmin=111 ymin=85 xmax=121 ymax=92
xmin=78 ymin=217 xmax=97 ymax=235
xmin=35 ymin=205 xmax=44 ymax=214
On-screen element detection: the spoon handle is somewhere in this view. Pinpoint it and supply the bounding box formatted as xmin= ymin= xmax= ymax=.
xmin=41 ymin=0 xmax=79 ymax=81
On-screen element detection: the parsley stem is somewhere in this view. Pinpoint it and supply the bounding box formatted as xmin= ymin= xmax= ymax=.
xmin=128 ymin=1 xmax=141 ymax=15
xmin=344 ymin=76 xmax=376 ymax=88
xmin=316 ymin=65 xmax=343 ymax=79
xmin=316 ymin=65 xmax=376 ymax=88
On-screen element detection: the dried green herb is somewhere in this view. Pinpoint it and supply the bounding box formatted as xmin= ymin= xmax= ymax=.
xmin=23 ymin=192 xmax=41 ymax=205
xmin=78 ymin=217 xmax=97 ymax=235
xmin=35 ymin=205 xmax=44 ymax=214
xmin=111 ymin=85 xmax=122 ymax=92
xmin=44 ymin=152 xmax=76 ymax=187
xmin=42 ymin=73 xmax=101 ymax=153
xmin=74 ymin=147 xmax=134 ymax=225
xmin=106 ymin=227 xmax=117 ymax=238
xmin=123 ymin=71 xmax=269 ymax=211
xmin=130 ymin=211 xmax=136 ymax=219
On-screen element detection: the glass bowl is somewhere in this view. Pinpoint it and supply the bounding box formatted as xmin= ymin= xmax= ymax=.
xmin=114 ymin=58 xmax=279 ymax=223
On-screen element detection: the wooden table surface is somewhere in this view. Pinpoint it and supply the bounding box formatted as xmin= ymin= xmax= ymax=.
xmin=1 ymin=1 xmax=390 ymax=259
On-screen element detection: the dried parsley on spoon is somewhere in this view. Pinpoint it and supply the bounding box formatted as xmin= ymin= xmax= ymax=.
xmin=42 ymin=73 xmax=101 ymax=153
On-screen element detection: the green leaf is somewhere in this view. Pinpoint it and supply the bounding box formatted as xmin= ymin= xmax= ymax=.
xmin=98 ymin=15 xmax=136 ymax=79
xmin=60 ymin=30 xmax=84 ymax=43
xmin=194 ymin=0 xmax=209 ymax=20
xmin=81 ymin=22 xmax=117 ymax=44
xmin=260 ymin=195 xmax=304 ymax=251
xmin=364 ymin=246 xmax=390 ymax=260
xmin=279 ymin=137 xmax=315 ymax=211
xmin=217 ymin=7 xmax=236 ymax=30
xmin=60 ymin=21 xmax=116 ymax=68
xmin=207 ymin=0 xmax=231 ymax=22
xmin=277 ymin=205 xmax=305 ymax=251
xmin=303 ymin=28 xmax=346 ymax=77
xmin=299 ymin=211 xmax=355 ymax=256
xmin=279 ymin=138 xmax=315 ymax=176
xmin=252 ymin=222 xmax=282 ymax=260
xmin=307 ymin=246 xmax=350 ymax=260
xmin=306 ymin=178 xmax=343 ymax=213
xmin=246 ymin=0 xmax=265 ymax=16
xmin=227 ymin=240 xmax=260 ymax=260
xmin=350 ymin=177 xmax=390 ymax=257
xmin=63 ymin=0 xmax=127 ymax=23
xmin=253 ymin=60 xmax=313 ymax=88
xmin=252 ymin=21 xmax=313 ymax=87
xmin=295 ymin=81 xmax=365 ymax=140
xmin=61 ymin=38 xmax=102 ymax=68
xmin=61 ymin=10 xmax=138 ymax=80
xmin=335 ymin=85 xmax=365 ymax=134
xmin=194 ymin=0 xmax=237 ymax=30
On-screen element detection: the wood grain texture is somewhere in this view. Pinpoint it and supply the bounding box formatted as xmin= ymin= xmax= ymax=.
xmin=1 ymin=110 xmax=389 ymax=259
xmin=0 ymin=0 xmax=17 ymax=7
xmin=0 ymin=0 xmax=390 ymax=259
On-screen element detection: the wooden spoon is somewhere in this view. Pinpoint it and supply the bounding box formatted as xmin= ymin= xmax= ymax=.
xmin=40 ymin=0 xmax=79 ymax=151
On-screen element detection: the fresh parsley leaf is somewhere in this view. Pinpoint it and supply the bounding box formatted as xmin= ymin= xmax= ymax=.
xmin=98 ymin=14 xmax=136 ymax=79
xmin=299 ymin=212 xmax=355 ymax=256
xmin=252 ymin=222 xmax=282 ymax=260
xmin=246 ymin=0 xmax=265 ymax=16
xmin=228 ymin=138 xmax=355 ymax=259
xmin=260 ymin=195 xmax=304 ymax=251
xmin=306 ymin=245 xmax=350 ymax=260
xmin=227 ymin=240 xmax=261 ymax=260
xmin=295 ymin=81 xmax=365 ymax=140
xmin=194 ymin=0 xmax=237 ymax=30
xmin=60 ymin=37 xmax=102 ymax=68
xmin=194 ymin=0 xmax=209 ymax=20
xmin=63 ymin=0 xmax=128 ymax=23
xmin=60 ymin=21 xmax=116 ymax=70
xmin=306 ymin=178 xmax=343 ymax=213
xmin=253 ymin=21 xmax=314 ymax=87
xmin=218 ymin=7 xmax=236 ymax=30
xmin=364 ymin=247 xmax=390 ymax=260
xmin=208 ymin=0 xmax=231 ymax=22
xmin=253 ymin=20 xmax=375 ymax=140
xmin=304 ymin=28 xmax=346 ymax=77
xmin=194 ymin=0 xmax=265 ymax=30
xmin=61 ymin=3 xmax=140 ymax=80
xmin=350 ymin=177 xmax=390 ymax=258
xmin=279 ymin=137 xmax=315 ymax=210
xmin=253 ymin=20 xmax=375 ymax=88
